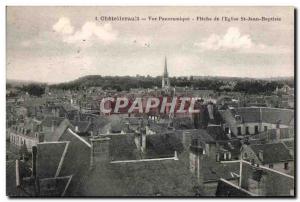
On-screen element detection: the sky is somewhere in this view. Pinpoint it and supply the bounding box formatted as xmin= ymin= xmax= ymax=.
xmin=6 ymin=6 xmax=294 ymax=83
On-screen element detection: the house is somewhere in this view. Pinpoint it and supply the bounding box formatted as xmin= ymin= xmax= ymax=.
xmin=240 ymin=142 xmax=294 ymax=175
xmin=188 ymin=141 xmax=240 ymax=196
xmin=9 ymin=118 xmax=44 ymax=152
xmin=216 ymin=159 xmax=295 ymax=196
xmin=238 ymin=160 xmax=294 ymax=196
xmin=219 ymin=107 xmax=294 ymax=137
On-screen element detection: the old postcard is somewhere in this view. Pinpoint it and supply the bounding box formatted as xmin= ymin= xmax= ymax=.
xmin=6 ymin=6 xmax=295 ymax=197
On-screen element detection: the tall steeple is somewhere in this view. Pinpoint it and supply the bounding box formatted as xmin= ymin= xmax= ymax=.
xmin=164 ymin=56 xmax=168 ymax=77
xmin=162 ymin=56 xmax=170 ymax=91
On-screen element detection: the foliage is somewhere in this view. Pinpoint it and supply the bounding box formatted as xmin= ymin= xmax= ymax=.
xmin=49 ymin=75 xmax=293 ymax=94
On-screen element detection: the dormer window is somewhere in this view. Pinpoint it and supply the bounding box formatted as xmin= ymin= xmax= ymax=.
xmin=235 ymin=115 xmax=241 ymax=121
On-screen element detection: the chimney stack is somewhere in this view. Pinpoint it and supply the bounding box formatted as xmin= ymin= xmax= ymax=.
xmin=141 ymin=132 xmax=147 ymax=153
xmin=90 ymin=137 xmax=110 ymax=169
xmin=32 ymin=146 xmax=37 ymax=178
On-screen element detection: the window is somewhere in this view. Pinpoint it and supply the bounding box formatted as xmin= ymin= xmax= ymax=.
xmin=264 ymin=126 xmax=268 ymax=132
xmin=269 ymin=164 xmax=274 ymax=169
xmin=225 ymin=127 xmax=229 ymax=134
xmin=255 ymin=125 xmax=259 ymax=134
xmin=284 ymin=162 xmax=289 ymax=170
xmin=237 ymin=127 xmax=242 ymax=135
xmin=245 ymin=127 xmax=249 ymax=135
xmin=216 ymin=153 xmax=220 ymax=162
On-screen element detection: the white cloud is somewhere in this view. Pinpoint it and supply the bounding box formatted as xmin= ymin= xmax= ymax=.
xmin=53 ymin=17 xmax=118 ymax=45
xmin=195 ymin=27 xmax=253 ymax=51
xmin=53 ymin=17 xmax=74 ymax=35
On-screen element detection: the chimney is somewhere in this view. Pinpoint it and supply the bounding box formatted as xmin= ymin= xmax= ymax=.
xmin=51 ymin=120 xmax=56 ymax=132
xmin=174 ymin=151 xmax=178 ymax=160
xmin=56 ymin=108 xmax=60 ymax=117
xmin=276 ymin=128 xmax=281 ymax=140
xmin=32 ymin=146 xmax=37 ymax=178
xmin=207 ymin=103 xmax=214 ymax=120
xmin=141 ymin=132 xmax=146 ymax=153
xmin=90 ymin=137 xmax=110 ymax=169
xmin=31 ymin=122 xmax=35 ymax=132
xmin=15 ymin=160 xmax=20 ymax=187
xmin=75 ymin=125 xmax=79 ymax=133
xmin=258 ymin=150 xmax=263 ymax=162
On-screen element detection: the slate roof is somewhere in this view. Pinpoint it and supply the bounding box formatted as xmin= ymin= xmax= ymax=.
xmin=215 ymin=179 xmax=253 ymax=197
xmin=61 ymin=104 xmax=78 ymax=112
xmin=201 ymin=157 xmax=240 ymax=182
xmin=58 ymin=128 xmax=91 ymax=177
xmin=146 ymin=133 xmax=184 ymax=159
xmin=76 ymin=158 xmax=198 ymax=196
xmin=39 ymin=176 xmax=72 ymax=197
xmin=70 ymin=120 xmax=91 ymax=133
xmin=36 ymin=128 xmax=91 ymax=196
xmin=100 ymin=134 xmax=138 ymax=161
xmin=51 ymin=119 xmax=71 ymax=141
xmin=206 ymin=125 xmax=227 ymax=141
xmin=185 ymin=129 xmax=216 ymax=144
xmin=147 ymin=122 xmax=172 ymax=134
xmin=232 ymin=107 xmax=294 ymax=125
xmin=36 ymin=142 xmax=68 ymax=178
xmin=249 ymin=143 xmax=293 ymax=164
xmin=41 ymin=116 xmax=65 ymax=128
xmin=282 ymin=139 xmax=294 ymax=150
xmin=172 ymin=117 xmax=195 ymax=129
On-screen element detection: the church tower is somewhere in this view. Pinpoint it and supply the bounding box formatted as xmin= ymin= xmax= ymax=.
xmin=162 ymin=56 xmax=170 ymax=91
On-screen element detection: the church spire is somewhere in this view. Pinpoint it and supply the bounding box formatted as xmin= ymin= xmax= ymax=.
xmin=162 ymin=56 xmax=170 ymax=90
xmin=163 ymin=56 xmax=168 ymax=77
